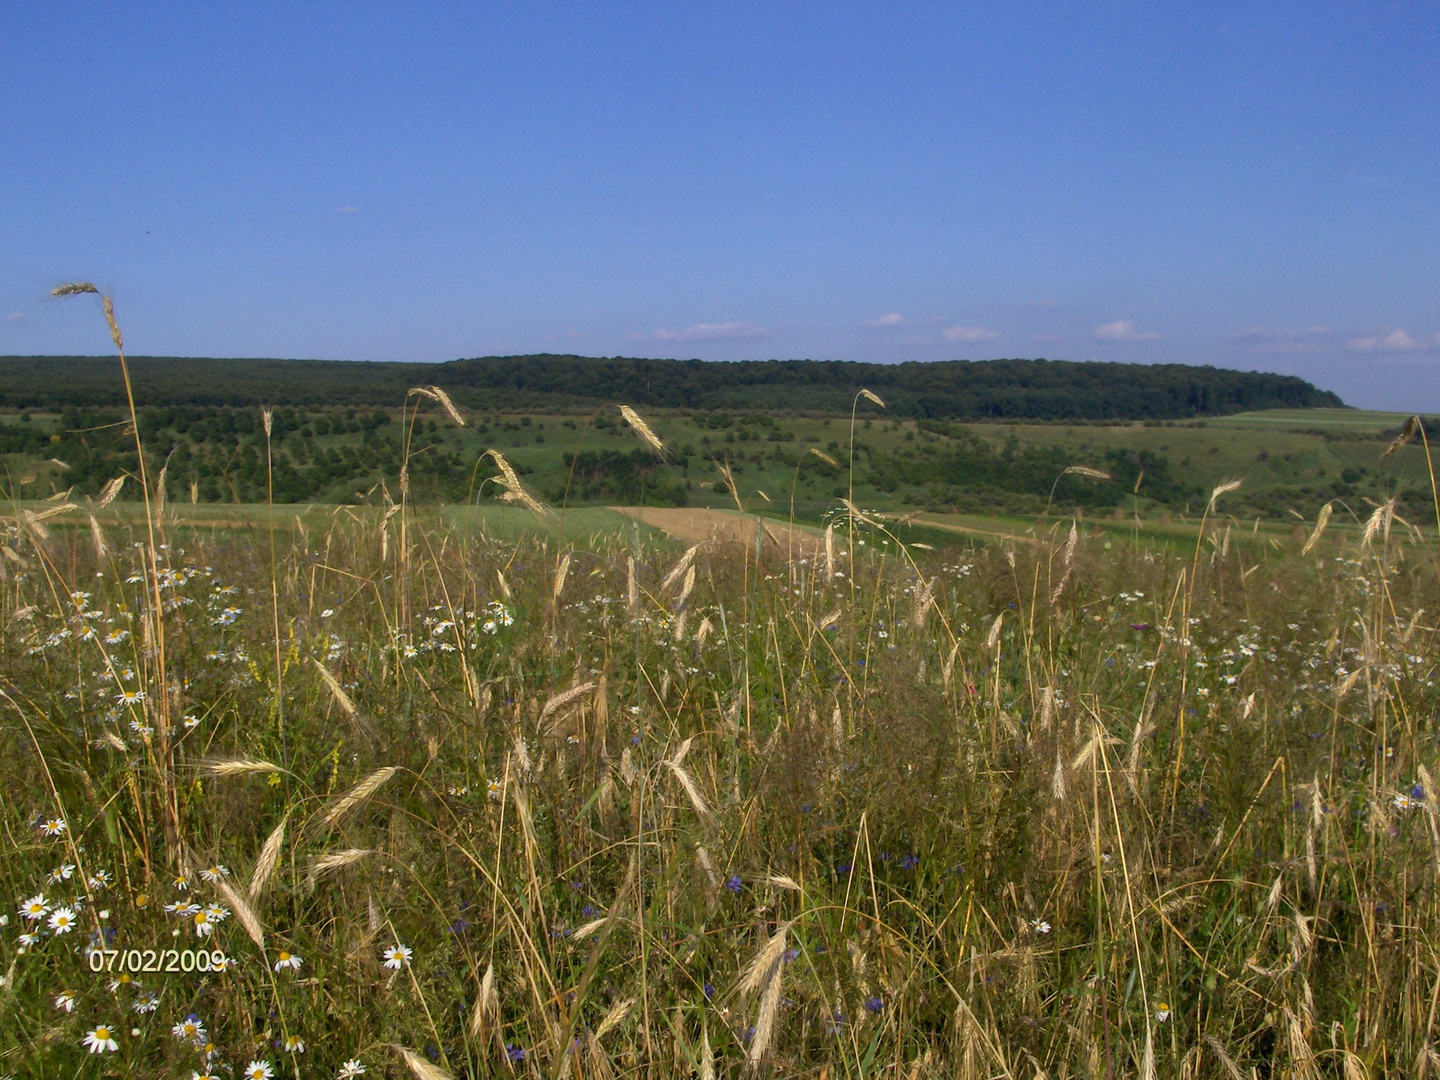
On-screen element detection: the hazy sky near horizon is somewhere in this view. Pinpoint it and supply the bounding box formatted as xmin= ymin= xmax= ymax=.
xmin=3 ymin=4 xmax=1438 ymax=410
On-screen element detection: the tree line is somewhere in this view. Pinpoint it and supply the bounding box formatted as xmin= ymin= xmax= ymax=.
xmin=0 ymin=354 xmax=1343 ymax=419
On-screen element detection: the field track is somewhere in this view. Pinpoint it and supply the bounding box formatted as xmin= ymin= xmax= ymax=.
xmin=610 ymin=505 xmax=825 ymax=554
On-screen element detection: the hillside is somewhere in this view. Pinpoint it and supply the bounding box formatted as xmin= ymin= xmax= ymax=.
xmin=0 ymin=354 xmax=1343 ymax=419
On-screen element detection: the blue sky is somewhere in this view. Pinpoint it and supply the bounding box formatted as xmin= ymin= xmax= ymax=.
xmin=3 ymin=3 xmax=1438 ymax=409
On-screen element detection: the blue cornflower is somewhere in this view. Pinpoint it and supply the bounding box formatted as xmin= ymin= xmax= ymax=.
xmin=506 ymin=1044 xmax=526 ymax=1062
xmin=582 ymin=905 xmax=599 ymax=918
xmin=900 ymin=854 xmax=919 ymax=870
xmin=724 ymin=874 xmax=742 ymax=893
xmin=703 ymin=982 xmax=715 ymax=999
xmin=865 ymin=996 xmax=884 ymax=1013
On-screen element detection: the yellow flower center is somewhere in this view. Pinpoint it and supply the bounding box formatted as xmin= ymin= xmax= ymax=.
xmin=95 ymin=1027 xmax=110 ymax=1039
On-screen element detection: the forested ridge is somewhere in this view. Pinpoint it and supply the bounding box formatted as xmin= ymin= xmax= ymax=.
xmin=0 ymin=354 xmax=1343 ymax=419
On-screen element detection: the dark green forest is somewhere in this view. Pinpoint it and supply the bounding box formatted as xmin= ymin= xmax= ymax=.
xmin=1 ymin=355 xmax=1381 ymax=516
xmin=0 ymin=354 xmax=1343 ymax=419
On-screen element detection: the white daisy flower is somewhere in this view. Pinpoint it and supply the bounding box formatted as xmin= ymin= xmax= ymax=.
xmin=54 ymin=990 xmax=76 ymax=1012
xmin=133 ymin=991 xmax=160 ymax=1013
xmin=200 ymin=865 xmax=229 ymax=882
xmin=338 ymin=1060 xmax=367 ymax=1078
xmin=172 ymin=1014 xmax=208 ymax=1043
xmin=273 ymin=950 xmax=303 ymax=972
xmin=115 ymin=688 xmax=146 ymax=706
xmin=49 ymin=863 xmax=77 ymax=883
xmin=381 ymin=943 xmax=413 ymax=969
xmin=1030 ymin=919 xmax=1051 ymax=934
xmin=243 ymin=1061 xmax=275 ymax=1080
xmin=48 ymin=906 xmax=78 ymax=934
xmin=83 ymin=1025 xmax=120 ymax=1053
xmin=41 ymin=817 xmax=67 ymax=836
xmin=1154 ymin=1002 xmax=1171 ymax=1022
xmin=281 ymin=1035 xmax=305 ymax=1053
xmin=19 ymin=894 xmax=50 ymax=921
xmin=173 ymin=874 xmax=190 ymax=891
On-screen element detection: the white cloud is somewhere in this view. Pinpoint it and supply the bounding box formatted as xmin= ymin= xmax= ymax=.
xmin=942 ymin=325 xmax=997 ymax=343
xmin=652 ymin=322 xmax=766 ymax=342
xmin=1349 ymin=329 xmax=1418 ymax=352
xmin=867 ymin=312 xmax=904 ymax=327
xmin=1093 ymin=320 xmax=1160 ymax=342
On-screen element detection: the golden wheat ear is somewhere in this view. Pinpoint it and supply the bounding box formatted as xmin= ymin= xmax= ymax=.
xmin=619 ymin=404 xmax=666 ymax=457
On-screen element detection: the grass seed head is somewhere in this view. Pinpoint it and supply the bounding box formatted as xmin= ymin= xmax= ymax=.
xmin=619 ymin=405 xmax=665 ymax=456
xmin=322 ymin=766 xmax=400 ymax=828
xmin=1380 ymin=414 xmax=1420 ymax=459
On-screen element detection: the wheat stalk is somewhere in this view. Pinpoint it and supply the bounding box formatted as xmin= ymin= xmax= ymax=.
xmin=390 ymin=1044 xmax=455 ymax=1080
xmin=322 ymin=766 xmax=400 ymax=828
xmin=859 ymin=388 xmax=885 ymax=407
xmin=248 ymin=811 xmax=289 ymax=899
xmin=427 ymin=385 xmax=466 ymax=426
xmin=665 ymin=758 xmax=709 ymax=817
xmin=313 ymin=659 xmax=357 ymax=716
xmin=307 ymin=847 xmax=375 ymax=888
xmin=1381 ymin=414 xmax=1420 ymax=459
xmin=469 ymin=960 xmax=499 ymax=1041
xmin=809 ymin=447 xmax=840 ymax=468
xmin=1208 ymin=478 xmax=1243 ymax=509
xmin=841 ymin=498 xmax=880 ymax=528
xmin=212 ymin=877 xmax=265 ymax=950
xmin=749 ymin=949 xmax=786 ymax=1064
xmin=207 ymin=758 xmax=284 ymax=776
xmin=553 ymin=552 xmax=571 ymax=604
xmin=738 ymin=920 xmax=792 ymax=996
xmin=594 ymin=997 xmax=635 ymax=1041
xmin=619 ymin=405 xmax=665 ymax=457
xmin=1300 ymin=502 xmax=1333 ymax=557
xmin=485 ymin=449 xmax=551 ymax=517
xmin=96 ymin=475 xmax=125 ymax=508
xmin=87 ymin=513 xmax=108 ymax=559
xmin=1204 ymin=1035 xmax=1247 ymax=1080
xmin=540 ymin=681 xmax=597 ymax=723
xmin=662 ymin=544 xmax=700 ymax=591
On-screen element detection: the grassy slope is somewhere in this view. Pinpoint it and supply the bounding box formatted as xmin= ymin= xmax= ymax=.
xmin=2 ymin=406 xmax=1430 ymax=528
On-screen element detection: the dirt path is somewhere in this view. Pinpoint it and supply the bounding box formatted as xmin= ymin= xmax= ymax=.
xmin=609 ymin=507 xmax=825 ymax=555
